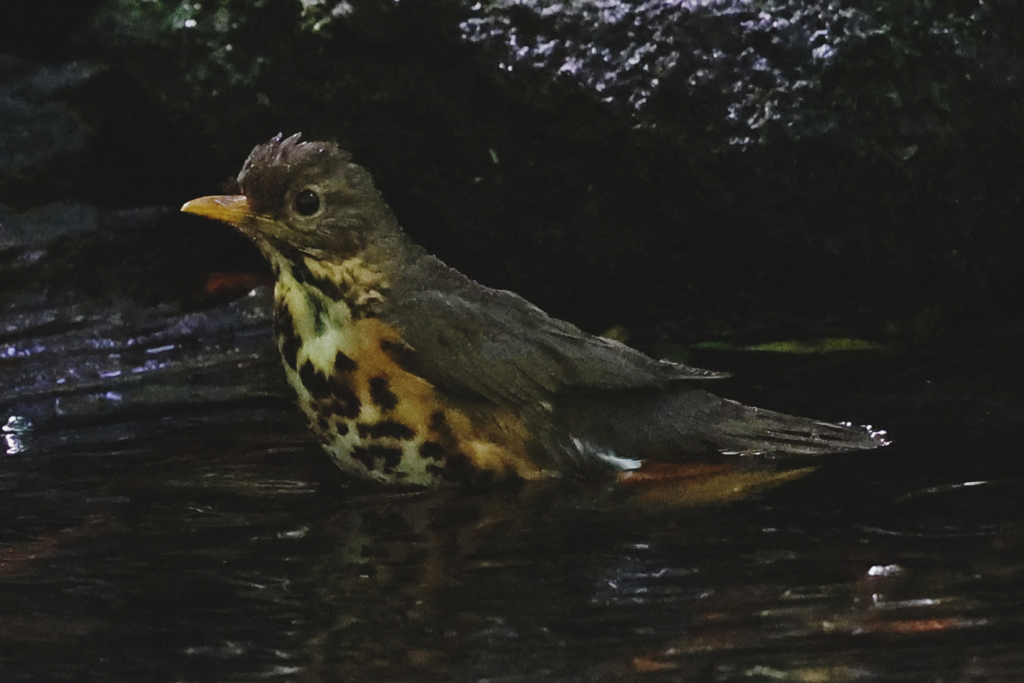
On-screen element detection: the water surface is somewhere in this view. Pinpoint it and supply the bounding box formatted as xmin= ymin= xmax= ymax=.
xmin=2 ymin=284 xmax=1023 ymax=682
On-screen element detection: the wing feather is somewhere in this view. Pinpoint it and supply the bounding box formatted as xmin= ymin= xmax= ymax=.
xmin=383 ymin=282 xmax=725 ymax=406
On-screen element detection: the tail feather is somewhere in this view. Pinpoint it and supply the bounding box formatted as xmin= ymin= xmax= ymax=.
xmin=708 ymin=399 xmax=888 ymax=457
xmin=553 ymin=388 xmax=888 ymax=472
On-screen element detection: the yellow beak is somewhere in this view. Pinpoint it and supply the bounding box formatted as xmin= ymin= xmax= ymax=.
xmin=180 ymin=195 xmax=252 ymax=227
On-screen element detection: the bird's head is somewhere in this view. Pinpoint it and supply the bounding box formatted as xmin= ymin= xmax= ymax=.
xmin=182 ymin=133 xmax=399 ymax=263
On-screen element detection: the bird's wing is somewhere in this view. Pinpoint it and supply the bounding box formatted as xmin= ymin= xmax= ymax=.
xmin=383 ymin=284 xmax=726 ymax=406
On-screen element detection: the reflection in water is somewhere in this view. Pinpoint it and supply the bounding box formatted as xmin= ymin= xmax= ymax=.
xmin=294 ymin=480 xmax=1021 ymax=682
xmin=862 ymin=479 xmax=1024 ymax=538
xmin=3 ymin=433 xmax=24 ymax=455
xmin=2 ymin=288 xmax=1024 ymax=680
xmin=2 ymin=415 xmax=30 ymax=455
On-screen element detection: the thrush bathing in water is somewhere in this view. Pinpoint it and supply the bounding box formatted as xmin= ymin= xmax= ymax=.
xmin=182 ymin=133 xmax=886 ymax=487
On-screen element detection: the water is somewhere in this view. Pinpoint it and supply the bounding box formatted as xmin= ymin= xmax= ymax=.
xmin=2 ymin=283 xmax=1024 ymax=681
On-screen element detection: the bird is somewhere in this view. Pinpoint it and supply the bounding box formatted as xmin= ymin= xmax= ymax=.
xmin=181 ymin=133 xmax=887 ymax=489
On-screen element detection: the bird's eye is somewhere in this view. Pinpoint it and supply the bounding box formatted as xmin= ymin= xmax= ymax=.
xmin=294 ymin=189 xmax=320 ymax=216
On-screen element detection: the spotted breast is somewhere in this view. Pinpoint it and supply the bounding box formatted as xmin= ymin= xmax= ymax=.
xmin=270 ymin=251 xmax=542 ymax=485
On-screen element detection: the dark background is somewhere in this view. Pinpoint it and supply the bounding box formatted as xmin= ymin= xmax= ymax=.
xmin=4 ymin=0 xmax=1023 ymax=338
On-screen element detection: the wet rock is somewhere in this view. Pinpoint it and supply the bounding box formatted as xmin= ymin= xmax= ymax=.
xmin=4 ymin=0 xmax=1023 ymax=338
